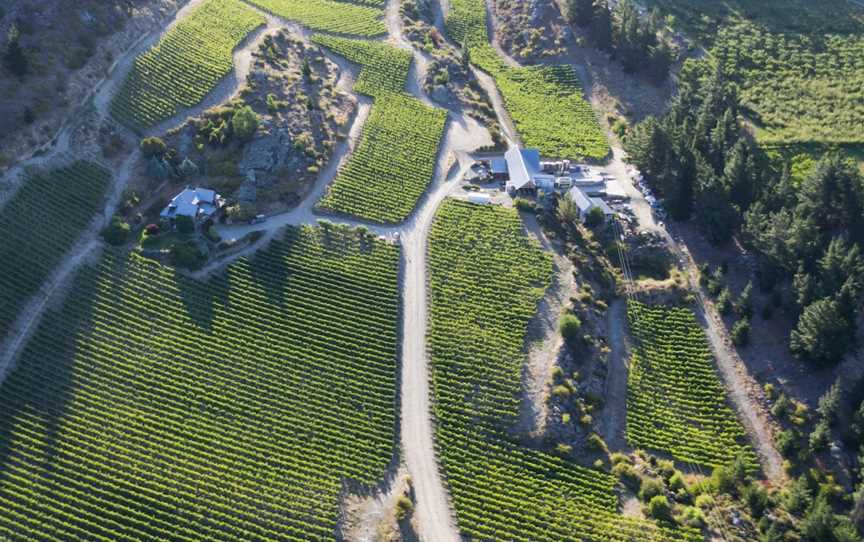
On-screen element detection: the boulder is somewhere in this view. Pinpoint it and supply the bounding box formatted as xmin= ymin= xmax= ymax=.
xmin=239 ymin=135 xmax=279 ymax=173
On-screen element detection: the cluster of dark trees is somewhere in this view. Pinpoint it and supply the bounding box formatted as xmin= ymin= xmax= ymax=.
xmin=625 ymin=59 xmax=864 ymax=368
xmin=566 ymin=0 xmax=672 ymax=83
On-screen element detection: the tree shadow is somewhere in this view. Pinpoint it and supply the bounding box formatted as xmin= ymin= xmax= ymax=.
xmin=173 ymin=266 xmax=231 ymax=333
xmin=246 ymin=232 xmax=295 ymax=309
xmin=0 ymin=258 xmax=105 ymax=501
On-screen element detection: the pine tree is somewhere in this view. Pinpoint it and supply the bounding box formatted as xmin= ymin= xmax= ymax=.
xmin=695 ymin=153 xmax=736 ymax=244
xmin=592 ymin=1 xmax=613 ymax=51
xmin=736 ymin=281 xmax=753 ymax=318
xmin=790 ymin=297 xmax=851 ymax=366
xmin=568 ymin=0 xmax=595 ymax=27
xmin=4 ymin=24 xmax=28 ymax=77
xmin=648 ymin=38 xmax=672 ymax=84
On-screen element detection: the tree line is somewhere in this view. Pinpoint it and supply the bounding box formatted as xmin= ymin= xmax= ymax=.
xmin=565 ymin=0 xmax=673 ymax=83
xmin=625 ymin=59 xmax=864 ymax=368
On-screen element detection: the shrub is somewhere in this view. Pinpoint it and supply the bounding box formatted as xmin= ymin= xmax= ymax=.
xmin=559 ymin=314 xmax=582 ymax=343
xmin=612 ymin=462 xmax=641 ymax=489
xmin=717 ymin=287 xmax=732 ymax=314
xmin=587 ymin=433 xmax=608 ymax=453
xmin=101 ymin=216 xmax=131 ymax=246
xmin=174 ymin=215 xmax=195 ymax=234
xmin=551 ymin=384 xmax=572 ymax=399
xmin=771 ymin=393 xmax=791 ymax=420
xmin=639 ymin=477 xmax=665 ymax=502
xmin=775 ymin=429 xmax=799 ymax=459
xmin=668 ymin=471 xmax=686 ymax=493
xmin=232 ymin=105 xmax=259 ymax=141
xmin=710 ymin=465 xmax=735 ymax=495
xmin=585 ymin=206 xmax=605 ymax=228
xmin=169 ymin=241 xmax=206 ymax=270
xmin=140 ymin=137 xmax=167 ymax=158
xmin=513 ymin=197 xmax=535 ymax=212
xmin=743 ymin=482 xmax=770 ymax=519
xmin=731 ymin=318 xmax=750 ymax=346
xmin=694 ymin=494 xmax=714 ymax=509
xmin=808 ymin=419 xmax=831 ymax=453
xmin=555 ymin=443 xmax=573 ymax=456
xmin=678 ymin=505 xmax=705 ymax=528
xmin=395 ymin=495 xmax=413 ymax=521
xmin=645 ymin=495 xmax=672 ymax=522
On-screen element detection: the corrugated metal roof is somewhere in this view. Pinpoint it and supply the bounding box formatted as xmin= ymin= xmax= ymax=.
xmin=505 ymin=147 xmax=542 ymax=190
xmin=569 ymin=186 xmax=593 ymax=212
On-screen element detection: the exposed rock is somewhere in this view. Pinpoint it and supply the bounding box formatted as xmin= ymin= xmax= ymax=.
xmin=163 ymin=29 xmax=354 ymax=213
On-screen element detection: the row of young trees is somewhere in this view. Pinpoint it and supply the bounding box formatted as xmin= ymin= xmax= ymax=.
xmin=625 ymin=59 xmax=864 ymax=368
xmin=566 ymin=0 xmax=673 ymax=83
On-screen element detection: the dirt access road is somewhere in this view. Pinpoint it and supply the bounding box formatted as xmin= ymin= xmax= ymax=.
xmin=475 ymin=0 xmax=784 ymax=481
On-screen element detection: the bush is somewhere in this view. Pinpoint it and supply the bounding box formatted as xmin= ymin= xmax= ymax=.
xmin=513 ymin=197 xmax=535 ymax=212
xmin=710 ymin=465 xmax=736 ymax=495
xmin=731 ymin=318 xmax=750 ymax=346
xmin=808 ymin=419 xmax=831 ymax=453
xmin=717 ymin=287 xmax=732 ymax=314
xmin=678 ymin=505 xmax=705 ymax=528
xmin=585 ymin=206 xmax=606 ymax=228
xmin=169 ymin=241 xmax=206 ymax=270
xmin=746 ymin=483 xmax=771 ymax=520
xmin=174 ymin=215 xmax=195 ymax=234
xmin=555 ymin=443 xmax=573 ymax=456
xmin=668 ymin=471 xmax=686 ymax=493
xmin=101 ymin=216 xmax=131 ymax=246
xmin=612 ymin=462 xmax=641 ymax=489
xmin=587 ymin=433 xmax=608 ymax=453
xmin=645 ymin=495 xmax=672 ymax=522
xmin=775 ymin=429 xmax=800 ymax=459
xmin=140 ymin=136 xmax=167 ymax=158
xmin=694 ymin=494 xmax=714 ymax=509
xmin=394 ymin=495 xmax=413 ymax=521
xmin=639 ymin=477 xmax=665 ymax=502
xmin=559 ymin=314 xmax=582 ymax=343
xmin=232 ymin=105 xmax=259 ymax=141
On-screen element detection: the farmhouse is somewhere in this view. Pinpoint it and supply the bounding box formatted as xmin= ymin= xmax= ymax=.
xmin=160 ymin=187 xmax=225 ymax=224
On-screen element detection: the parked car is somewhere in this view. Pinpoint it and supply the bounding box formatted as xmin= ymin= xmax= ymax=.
xmin=249 ymin=214 xmax=266 ymax=225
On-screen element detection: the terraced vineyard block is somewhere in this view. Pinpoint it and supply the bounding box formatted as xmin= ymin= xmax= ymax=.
xmin=427 ymin=201 xmax=700 ymax=542
xmin=627 ymin=301 xmax=757 ymax=468
xmin=0 ymin=161 xmax=110 ymax=344
xmin=0 ymin=226 xmax=400 ymax=540
xmin=446 ymin=0 xmax=609 ymax=159
xmin=314 ymin=36 xmax=448 ymax=224
xmin=246 ymin=0 xmax=386 ymax=37
xmin=109 ymin=0 xmax=265 ymax=130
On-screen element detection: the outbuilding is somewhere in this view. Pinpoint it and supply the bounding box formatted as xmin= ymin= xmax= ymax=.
xmin=490 ymin=158 xmax=508 ymax=181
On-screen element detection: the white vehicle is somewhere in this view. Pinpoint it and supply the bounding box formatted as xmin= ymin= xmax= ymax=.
xmin=249 ymin=214 xmax=267 ymax=225
xmin=468 ymin=193 xmax=492 ymax=205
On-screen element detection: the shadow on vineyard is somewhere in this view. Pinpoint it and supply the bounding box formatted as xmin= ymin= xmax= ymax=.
xmin=0 ymin=225 xmax=403 ymax=539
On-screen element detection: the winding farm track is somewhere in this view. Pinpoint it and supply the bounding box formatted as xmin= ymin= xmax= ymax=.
xmin=1 ymin=1 xmax=481 ymax=540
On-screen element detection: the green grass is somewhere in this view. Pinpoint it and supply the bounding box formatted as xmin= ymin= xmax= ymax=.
xmin=645 ymin=0 xmax=864 ymax=147
xmin=0 ymin=225 xmax=400 ymax=540
xmin=627 ymin=301 xmax=757 ymax=468
xmin=109 ymin=0 xmax=265 ymax=130
xmin=0 ymin=161 xmax=110 ymax=344
xmin=447 ymin=0 xmax=609 ymax=160
xmin=313 ymin=36 xmax=448 ymax=224
xmin=427 ymin=200 xmax=700 ymax=541
xmin=246 ymin=0 xmax=386 ymax=36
